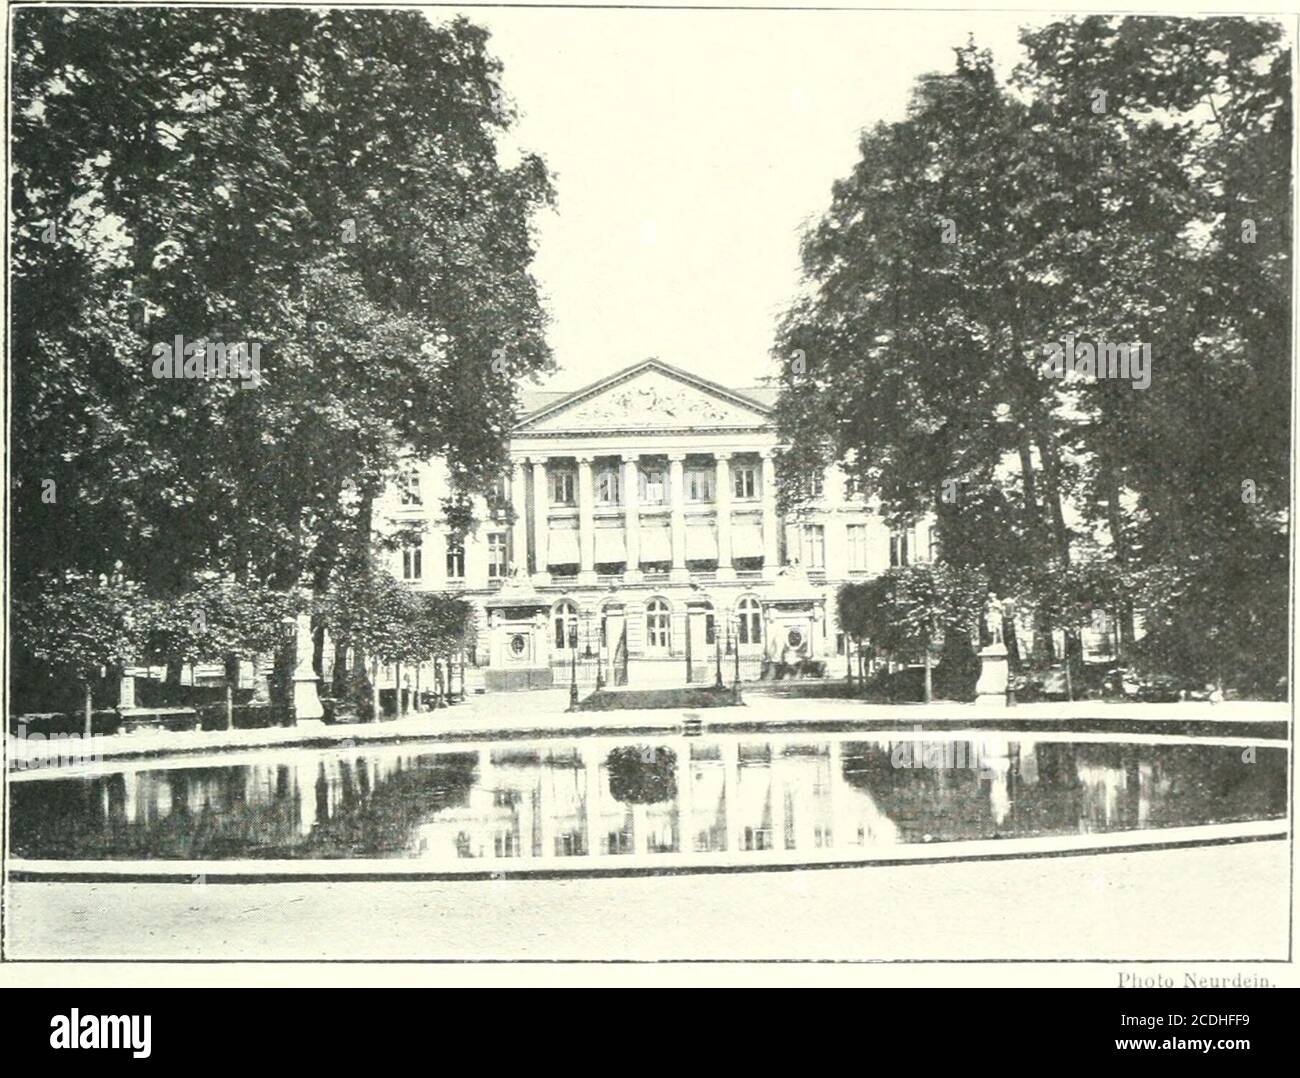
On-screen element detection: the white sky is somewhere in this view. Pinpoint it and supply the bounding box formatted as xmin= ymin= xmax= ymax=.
xmin=438 ymin=7 xmax=1053 ymax=391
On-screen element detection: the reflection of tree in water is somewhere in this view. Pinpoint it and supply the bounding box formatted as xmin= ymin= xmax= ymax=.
xmin=841 ymin=742 xmax=998 ymax=842
xmin=14 ymin=740 xmax=1286 ymax=860
xmin=1126 ymin=744 xmax=1284 ymax=829
xmin=837 ymin=741 xmax=1287 ymax=844
xmin=605 ymin=746 xmax=677 ymax=805
xmin=11 ymin=766 xmax=301 ymax=860
xmin=11 ymin=754 xmax=479 ymax=860
xmin=280 ymin=754 xmax=478 ymax=858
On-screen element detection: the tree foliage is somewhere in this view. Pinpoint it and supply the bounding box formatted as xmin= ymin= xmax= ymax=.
xmin=779 ymin=18 xmax=1290 ymax=692
xmin=11 ymin=7 xmax=551 ymax=704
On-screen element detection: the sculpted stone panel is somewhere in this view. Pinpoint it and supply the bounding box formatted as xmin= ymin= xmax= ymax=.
xmin=524 ymin=369 xmax=765 ymax=432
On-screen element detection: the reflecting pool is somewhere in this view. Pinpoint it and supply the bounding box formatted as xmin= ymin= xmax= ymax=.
xmin=10 ymin=735 xmax=1286 ymax=864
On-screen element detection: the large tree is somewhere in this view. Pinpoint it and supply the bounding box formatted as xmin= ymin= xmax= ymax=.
xmin=11 ymin=8 xmax=553 ymax=701
xmin=775 ymin=19 xmax=1289 ymax=692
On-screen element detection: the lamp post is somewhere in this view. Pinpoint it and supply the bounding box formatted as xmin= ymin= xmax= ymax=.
xmin=568 ymin=622 xmax=579 ymax=710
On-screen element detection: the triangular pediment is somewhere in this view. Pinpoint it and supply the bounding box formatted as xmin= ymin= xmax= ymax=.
xmin=517 ymin=360 xmax=770 ymax=433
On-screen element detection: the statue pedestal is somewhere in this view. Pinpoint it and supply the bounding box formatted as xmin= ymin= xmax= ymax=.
xmin=975 ymin=643 xmax=1009 ymax=707
xmin=290 ymin=611 xmax=325 ymax=724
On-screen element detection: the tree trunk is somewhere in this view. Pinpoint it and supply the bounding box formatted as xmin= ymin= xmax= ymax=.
xmin=414 ymin=662 xmax=422 ymax=713
xmin=1032 ymin=425 xmax=1082 ymax=696
xmin=344 ymin=646 xmax=372 ymax=722
xmin=331 ymin=641 xmax=349 ymax=698
xmin=370 ymin=657 xmax=381 ymax=720
xmin=270 ymin=639 xmax=294 ymax=723
xmin=223 ymin=652 xmax=239 ymax=730
xmin=1100 ymin=460 xmax=1134 ymax=660
xmin=312 ymin=621 xmax=326 ymax=680
xmin=396 ymin=662 xmax=405 ymax=716
xmin=83 ymin=679 xmax=93 ymax=740
xmin=922 ymin=638 xmax=933 ymax=704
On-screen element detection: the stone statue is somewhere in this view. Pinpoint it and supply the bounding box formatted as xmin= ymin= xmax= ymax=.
xmin=983 ymin=592 xmax=1004 ymax=646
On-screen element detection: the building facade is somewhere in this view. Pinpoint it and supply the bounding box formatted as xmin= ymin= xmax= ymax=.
xmin=379 ymin=359 xmax=937 ymax=692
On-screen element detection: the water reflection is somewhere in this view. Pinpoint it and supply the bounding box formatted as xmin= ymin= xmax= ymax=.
xmin=10 ymin=736 xmax=1286 ymax=864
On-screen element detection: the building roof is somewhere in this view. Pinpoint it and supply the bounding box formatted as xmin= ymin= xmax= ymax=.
xmin=515 ymin=358 xmax=776 ymax=425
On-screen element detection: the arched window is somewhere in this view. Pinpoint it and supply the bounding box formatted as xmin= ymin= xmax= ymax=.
xmin=737 ymin=597 xmax=763 ymax=645
xmin=645 ymin=598 xmax=671 ymax=651
xmin=596 ymin=466 xmax=621 ymax=506
xmin=554 ymin=600 xmax=579 ymax=650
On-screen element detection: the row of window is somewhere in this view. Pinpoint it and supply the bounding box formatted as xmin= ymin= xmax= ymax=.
xmin=552 ymin=463 xmax=762 ymax=508
xmin=402 ymin=533 xmax=509 ymax=581
xmin=401 ymin=523 xmax=933 ymax=581
xmin=399 ymin=465 xmax=879 ymax=513
xmin=551 ymin=597 xmax=765 ymax=652
xmin=397 ymin=465 xmax=761 ymax=510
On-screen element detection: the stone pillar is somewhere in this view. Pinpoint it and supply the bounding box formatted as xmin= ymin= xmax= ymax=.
xmin=975 ymin=642 xmax=1010 ymax=707
xmin=511 ymin=458 xmax=530 ymax=575
xmin=530 ymin=456 xmax=550 ymax=584
xmin=668 ymin=452 xmax=688 ymax=582
xmin=117 ymin=672 xmax=136 ymax=710
xmin=291 ymin=610 xmax=324 ymax=723
xmin=577 ymin=455 xmax=596 ymax=585
xmin=622 ymin=453 xmax=641 ymax=582
xmin=603 ymin=604 xmax=626 ymax=686
xmin=760 ymin=450 xmax=779 ymax=579
xmin=715 ymin=452 xmax=734 ymax=579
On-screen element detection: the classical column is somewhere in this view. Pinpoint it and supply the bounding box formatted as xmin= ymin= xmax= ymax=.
xmin=530 ymin=456 xmax=550 ymax=583
xmin=511 ymin=458 xmax=530 ymax=575
xmin=668 ymin=452 xmax=688 ymax=583
xmin=622 ymin=453 xmax=641 ymax=582
xmin=715 ymin=452 xmax=734 ymax=580
xmin=577 ymin=455 xmax=596 ymax=585
xmin=760 ymin=450 xmax=779 ymax=579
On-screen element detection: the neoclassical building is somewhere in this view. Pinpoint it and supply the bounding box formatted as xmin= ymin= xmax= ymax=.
xmin=379 ymin=359 xmax=935 ymax=692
